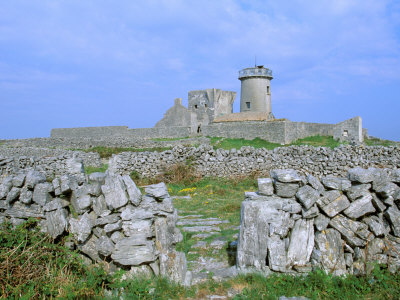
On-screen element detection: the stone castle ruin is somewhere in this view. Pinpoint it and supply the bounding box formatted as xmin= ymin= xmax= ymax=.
xmin=51 ymin=66 xmax=366 ymax=144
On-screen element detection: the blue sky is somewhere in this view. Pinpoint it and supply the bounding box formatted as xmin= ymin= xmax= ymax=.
xmin=1 ymin=1 xmax=400 ymax=140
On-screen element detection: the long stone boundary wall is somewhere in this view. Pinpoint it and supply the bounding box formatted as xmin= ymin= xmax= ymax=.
xmin=109 ymin=145 xmax=400 ymax=179
xmin=0 ymin=169 xmax=191 ymax=285
xmin=0 ymin=147 xmax=101 ymax=177
xmin=2 ymin=136 xmax=210 ymax=150
xmin=49 ymin=117 xmax=363 ymax=145
xmin=237 ymin=168 xmax=400 ymax=275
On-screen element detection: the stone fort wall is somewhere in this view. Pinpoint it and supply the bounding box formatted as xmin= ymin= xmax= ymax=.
xmin=50 ymin=117 xmax=363 ymax=145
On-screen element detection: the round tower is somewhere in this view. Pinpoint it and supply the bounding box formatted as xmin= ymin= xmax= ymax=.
xmin=238 ymin=65 xmax=273 ymax=116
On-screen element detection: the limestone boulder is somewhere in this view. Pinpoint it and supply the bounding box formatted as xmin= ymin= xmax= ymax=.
xmin=101 ymin=173 xmax=129 ymax=210
xmin=296 ymin=185 xmax=320 ymax=210
xmin=287 ymin=219 xmax=314 ymax=267
xmin=343 ymin=193 xmax=375 ymax=219
xmin=317 ymin=190 xmax=350 ymax=218
xmin=347 ymin=167 xmax=375 ymax=183
xmin=314 ymin=229 xmax=346 ymax=276
xmin=111 ymin=236 xmax=156 ymax=266
xmin=270 ymin=169 xmax=302 ymax=183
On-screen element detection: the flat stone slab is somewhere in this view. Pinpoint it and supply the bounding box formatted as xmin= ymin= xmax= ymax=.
xmin=178 ymin=214 xmax=204 ymax=219
xmin=182 ymin=226 xmax=221 ymax=233
xmin=176 ymin=219 xmax=229 ymax=226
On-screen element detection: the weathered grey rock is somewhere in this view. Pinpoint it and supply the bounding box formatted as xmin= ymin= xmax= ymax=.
xmin=69 ymin=212 xmax=96 ymax=243
xmin=270 ymin=169 xmax=302 ymax=183
xmin=237 ymin=200 xmax=270 ymax=270
xmin=145 ymin=182 xmax=169 ymax=200
xmin=371 ymin=193 xmax=386 ymax=212
xmin=111 ymin=236 xmax=156 ymax=266
xmin=373 ymin=181 xmax=399 ymax=198
xmin=159 ymin=250 xmax=190 ymax=285
xmin=274 ymin=181 xmax=299 ymax=198
xmin=140 ymin=194 xmax=174 ymax=215
xmin=92 ymin=195 xmax=108 ymax=216
xmin=60 ymin=174 xmax=77 ymax=194
xmin=95 ymin=214 xmax=120 ymax=226
xmin=52 ymin=178 xmax=61 ymax=196
xmin=182 ymin=226 xmax=220 ymax=233
xmin=346 ymin=184 xmax=371 ymax=201
xmin=65 ymin=157 xmax=84 ymax=174
xmin=122 ymin=175 xmax=141 ymax=206
xmin=12 ymin=173 xmax=26 ymax=187
xmin=122 ymin=220 xmax=153 ymax=237
xmin=25 ymin=170 xmax=46 ymax=189
xmin=110 ymin=231 xmax=124 ymax=243
xmin=296 ymin=185 xmax=320 ymax=209
xmin=104 ymin=220 xmax=122 ymax=233
xmin=71 ymin=194 xmax=92 ymax=214
xmin=367 ymin=238 xmax=385 ymax=257
xmin=32 ymin=183 xmax=52 ymax=206
xmin=85 ymin=182 xmax=102 ymax=197
xmin=317 ymin=191 xmax=350 ymax=218
xmin=347 ymin=167 xmax=375 ymax=183
xmin=92 ymin=227 xmax=106 ymax=238
xmin=329 ymin=215 xmax=369 ymax=247
xmin=287 ymin=219 xmax=314 ymax=267
xmin=101 ymin=174 xmax=129 ymax=210
xmin=5 ymin=202 xmax=44 ymax=218
xmin=0 ymin=177 xmax=13 ymax=199
xmin=258 ymin=178 xmax=274 ymax=196
xmin=343 ymin=193 xmax=375 ymax=219
xmin=269 ymin=211 xmax=294 ymax=238
xmin=321 ymin=176 xmax=351 ymax=191
xmin=306 ymin=174 xmax=324 ymax=194
xmin=267 ymin=234 xmax=287 ymax=272
xmin=45 ymin=208 xmax=68 ymax=238
xmin=385 ymin=206 xmax=400 ymax=237
xmin=77 ymin=235 xmax=100 ymax=262
xmin=120 ymin=205 xmax=154 ymax=220
xmin=96 ymin=236 xmax=115 ymax=257
xmin=314 ymin=214 xmax=330 ymax=231
xmin=43 ymin=197 xmax=70 ymax=211
xmin=121 ymin=265 xmax=154 ymax=280
xmin=363 ymin=216 xmax=387 ymax=237
xmin=314 ymin=229 xmax=346 ymax=276
xmin=302 ymin=205 xmax=319 ymax=219
xmin=89 ymin=172 xmax=106 ymax=184
xmin=6 ymin=187 xmax=20 ymax=204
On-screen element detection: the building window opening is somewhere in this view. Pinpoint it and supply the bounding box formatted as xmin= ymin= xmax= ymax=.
xmin=205 ymin=104 xmax=208 ymax=108
xmin=197 ymin=125 xmax=202 ymax=133
xmin=246 ymin=102 xmax=251 ymax=109
xmin=343 ymin=130 xmax=348 ymax=137
xmin=267 ymin=86 xmax=270 ymax=94
xmin=194 ymin=105 xmax=198 ymax=109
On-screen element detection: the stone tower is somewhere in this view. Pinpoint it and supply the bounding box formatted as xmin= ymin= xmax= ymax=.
xmin=238 ymin=66 xmax=273 ymax=117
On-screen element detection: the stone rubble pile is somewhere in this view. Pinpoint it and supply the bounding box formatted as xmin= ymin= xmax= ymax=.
xmin=109 ymin=144 xmax=400 ymax=178
xmin=0 ymin=147 xmax=101 ymax=177
xmin=0 ymin=168 xmax=191 ymax=285
xmin=237 ymin=167 xmax=400 ymax=275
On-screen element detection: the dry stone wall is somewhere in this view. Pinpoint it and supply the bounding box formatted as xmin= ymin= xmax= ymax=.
xmin=0 ymin=169 xmax=191 ymax=285
xmin=0 ymin=147 xmax=101 ymax=177
xmin=237 ymin=168 xmax=400 ymax=275
xmin=109 ymin=145 xmax=400 ymax=178
xmin=3 ymin=136 xmax=210 ymax=150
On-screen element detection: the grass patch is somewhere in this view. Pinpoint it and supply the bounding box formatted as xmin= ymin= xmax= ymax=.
xmin=211 ymin=135 xmax=345 ymax=150
xmin=364 ymin=137 xmax=399 ymax=147
xmin=291 ymin=135 xmax=342 ymax=149
xmin=210 ymin=137 xmax=282 ymax=150
xmin=0 ymin=218 xmax=112 ymax=298
xmin=71 ymin=146 xmax=173 ymax=158
xmin=85 ymin=163 xmax=108 ymax=174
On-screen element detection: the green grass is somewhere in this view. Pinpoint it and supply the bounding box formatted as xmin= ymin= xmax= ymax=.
xmin=210 ymin=137 xmax=282 ymax=150
xmin=71 ymin=146 xmax=173 ymax=158
xmin=85 ymin=163 xmax=108 ymax=174
xmin=291 ymin=135 xmax=342 ymax=148
xmin=210 ymin=135 xmax=344 ymax=150
xmin=364 ymin=137 xmax=399 ymax=147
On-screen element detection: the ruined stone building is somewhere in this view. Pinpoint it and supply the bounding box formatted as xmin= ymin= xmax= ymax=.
xmin=51 ymin=66 xmax=366 ymax=144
